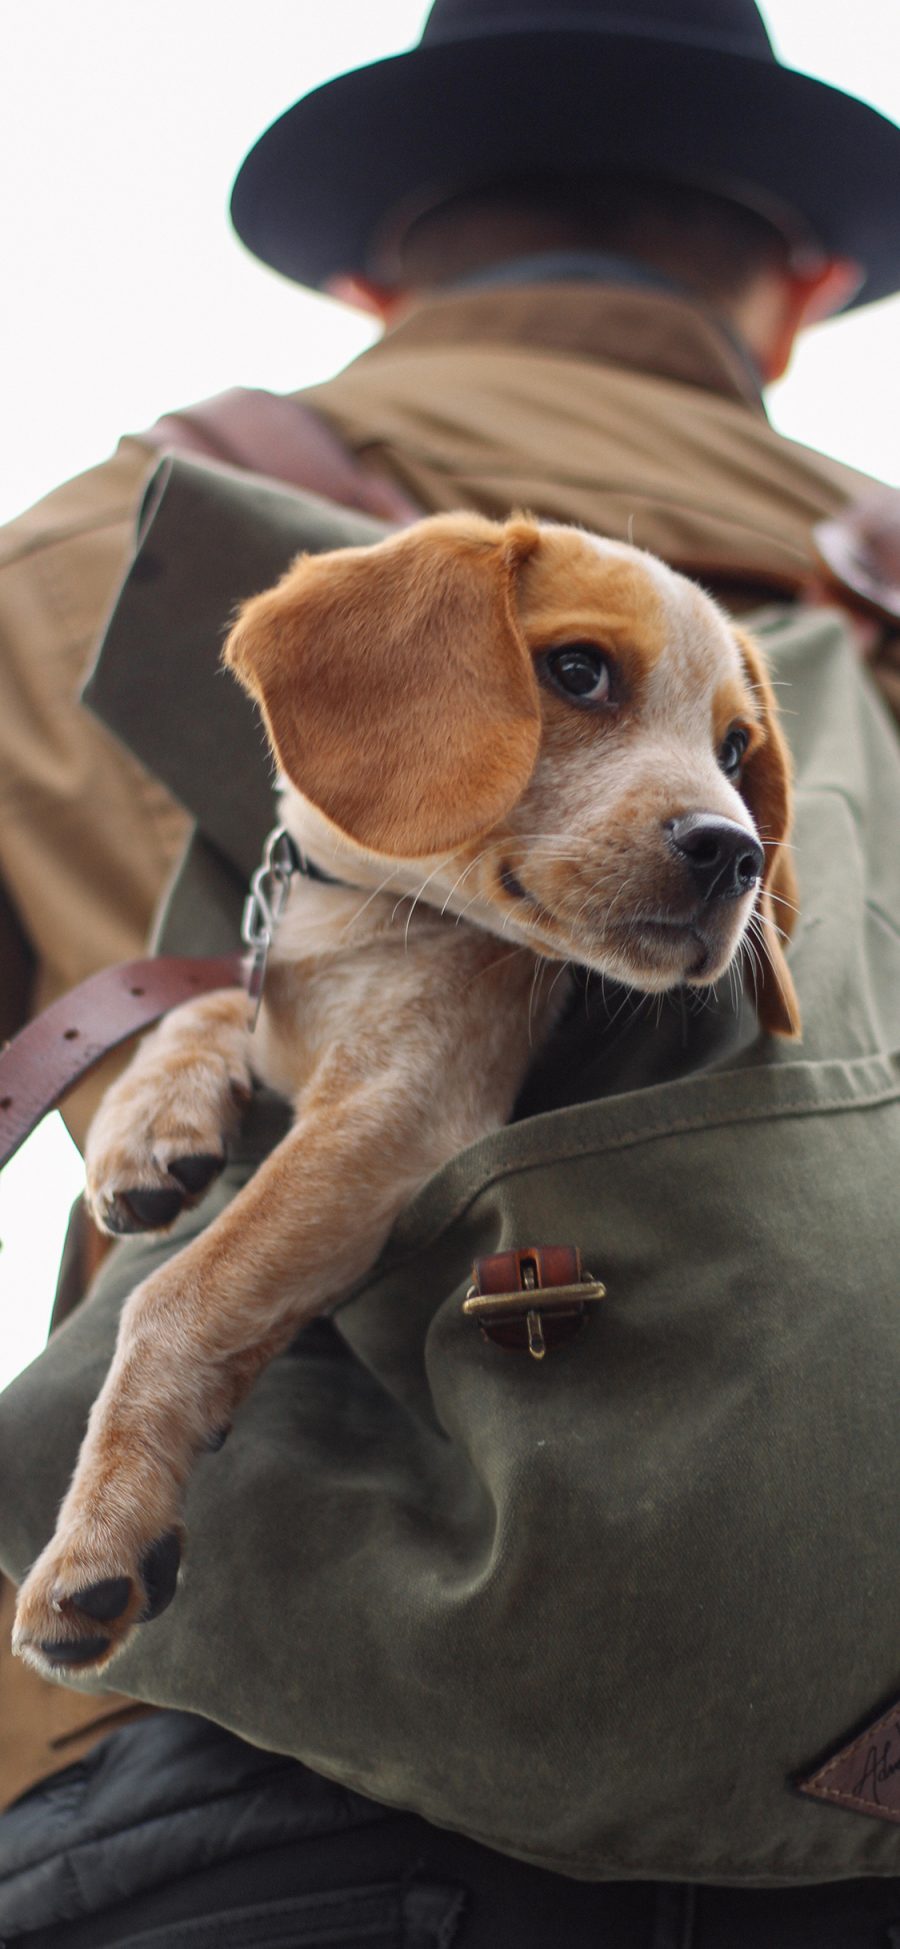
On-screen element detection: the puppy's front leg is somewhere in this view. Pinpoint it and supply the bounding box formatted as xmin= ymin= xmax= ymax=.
xmin=13 ymin=1069 xmax=452 ymax=1676
xmin=85 ymin=988 xmax=254 ymax=1234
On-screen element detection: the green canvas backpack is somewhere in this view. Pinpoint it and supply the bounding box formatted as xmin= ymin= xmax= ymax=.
xmin=0 ymin=458 xmax=898 ymax=1884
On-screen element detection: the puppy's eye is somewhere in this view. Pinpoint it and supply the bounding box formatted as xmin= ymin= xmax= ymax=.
xmin=718 ymin=727 xmax=749 ymax=778
xmin=542 ymin=643 xmax=612 ymax=706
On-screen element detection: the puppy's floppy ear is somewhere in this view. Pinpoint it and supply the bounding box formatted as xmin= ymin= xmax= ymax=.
xmin=224 ymin=512 xmax=542 ymax=858
xmin=734 ymin=629 xmax=801 ymax=1039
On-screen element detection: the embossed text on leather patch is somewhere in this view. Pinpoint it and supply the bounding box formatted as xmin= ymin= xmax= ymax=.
xmin=798 ymin=1700 xmax=900 ymax=1824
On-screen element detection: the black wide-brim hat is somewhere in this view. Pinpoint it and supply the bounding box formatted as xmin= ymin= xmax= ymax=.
xmin=231 ymin=0 xmax=900 ymax=310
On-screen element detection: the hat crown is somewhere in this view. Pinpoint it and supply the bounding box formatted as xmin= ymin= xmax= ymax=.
xmin=422 ymin=0 xmax=774 ymax=57
xmin=231 ymin=0 xmax=900 ymax=307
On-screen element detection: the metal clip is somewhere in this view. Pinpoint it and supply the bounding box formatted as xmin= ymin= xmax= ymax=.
xmin=463 ymin=1248 xmax=607 ymax=1359
xmin=241 ymin=827 xmax=300 ymax=1028
xmin=520 ymin=1259 xmax=546 ymax=1361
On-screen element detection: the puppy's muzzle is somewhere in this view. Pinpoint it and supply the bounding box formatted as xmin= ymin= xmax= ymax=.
xmin=666 ymin=815 xmax=764 ymax=904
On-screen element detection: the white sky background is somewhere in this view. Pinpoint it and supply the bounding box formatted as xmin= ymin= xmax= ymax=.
xmin=1 ymin=0 xmax=898 ymax=1393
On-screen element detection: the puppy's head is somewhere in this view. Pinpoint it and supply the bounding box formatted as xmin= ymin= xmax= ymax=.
xmin=225 ymin=512 xmax=799 ymax=1037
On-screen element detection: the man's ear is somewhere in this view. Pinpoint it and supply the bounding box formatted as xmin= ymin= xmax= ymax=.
xmin=224 ymin=512 xmax=542 ymax=860
xmin=734 ymin=629 xmax=802 ymax=1039
xmin=762 ymin=256 xmax=863 ymax=381
xmin=324 ymin=274 xmax=410 ymax=326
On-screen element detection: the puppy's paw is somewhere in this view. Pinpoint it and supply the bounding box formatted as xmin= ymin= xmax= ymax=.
xmin=12 ymin=1529 xmax=182 ymax=1677
xmin=86 ymin=1053 xmax=251 ymax=1236
xmin=94 ymin=1151 xmax=227 ymax=1236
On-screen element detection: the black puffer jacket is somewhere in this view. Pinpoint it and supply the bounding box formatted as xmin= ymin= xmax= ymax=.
xmin=0 ymin=1712 xmax=466 ymax=1947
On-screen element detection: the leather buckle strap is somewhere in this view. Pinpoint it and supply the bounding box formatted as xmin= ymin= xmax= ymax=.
xmin=463 ymin=1246 xmax=607 ymax=1359
xmin=0 ymin=954 xmax=246 ymax=1170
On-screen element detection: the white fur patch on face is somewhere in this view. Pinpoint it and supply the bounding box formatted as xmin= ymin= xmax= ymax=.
xmin=580 ymin=530 xmax=742 ymax=720
xmin=546 ymin=527 xmax=751 ymax=811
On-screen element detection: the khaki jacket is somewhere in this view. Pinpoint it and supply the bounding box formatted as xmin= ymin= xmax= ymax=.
xmin=0 ymin=282 xmax=896 ymax=1809
xmin=306 ymin=281 xmax=872 ymax=597
xmin=0 ymin=438 xmax=189 ymax=1136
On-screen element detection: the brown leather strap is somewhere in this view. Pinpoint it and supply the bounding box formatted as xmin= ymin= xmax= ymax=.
xmin=475 ymin=1245 xmax=585 ymax=1296
xmin=0 ymin=955 xmax=245 ymax=1169
xmin=142 ymin=387 xmax=422 ymax=528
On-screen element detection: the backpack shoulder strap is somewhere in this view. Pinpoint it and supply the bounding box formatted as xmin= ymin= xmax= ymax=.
xmin=141 ymin=386 xmax=421 ymax=528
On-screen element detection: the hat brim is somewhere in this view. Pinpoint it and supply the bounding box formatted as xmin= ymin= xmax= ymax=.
xmin=230 ymin=29 xmax=900 ymax=310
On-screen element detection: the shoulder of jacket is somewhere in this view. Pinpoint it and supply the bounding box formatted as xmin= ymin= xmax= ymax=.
xmin=0 ymin=436 xmax=156 ymax=572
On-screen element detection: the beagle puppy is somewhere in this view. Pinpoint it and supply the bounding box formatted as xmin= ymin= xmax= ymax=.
xmin=13 ymin=512 xmax=799 ymax=1676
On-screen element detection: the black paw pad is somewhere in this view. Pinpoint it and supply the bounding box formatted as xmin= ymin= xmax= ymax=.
xmin=114 ymin=1187 xmax=186 ymax=1231
xmin=206 ymin=1425 xmax=231 ymax=1452
xmin=69 ymin=1576 xmax=132 ymax=1622
xmin=39 ymin=1635 xmax=112 ymax=1667
xmin=167 ymin=1153 xmax=224 ymax=1196
xmin=139 ymin=1531 xmax=181 ymax=1620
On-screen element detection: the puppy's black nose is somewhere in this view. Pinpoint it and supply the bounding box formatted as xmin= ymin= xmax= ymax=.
xmin=667 ymin=814 xmax=764 ymax=902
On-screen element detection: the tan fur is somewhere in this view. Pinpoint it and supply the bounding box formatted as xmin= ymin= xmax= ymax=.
xmin=13 ymin=515 xmax=799 ymax=1675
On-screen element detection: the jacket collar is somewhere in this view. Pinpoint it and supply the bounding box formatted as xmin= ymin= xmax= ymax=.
xmin=365 ymin=276 xmax=767 ymax=413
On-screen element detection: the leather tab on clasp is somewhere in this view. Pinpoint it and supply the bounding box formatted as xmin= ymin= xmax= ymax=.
xmin=463 ymin=1246 xmax=606 ymax=1358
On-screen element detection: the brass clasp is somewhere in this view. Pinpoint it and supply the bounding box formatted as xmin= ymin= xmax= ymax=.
xmin=463 ymin=1247 xmax=606 ymax=1359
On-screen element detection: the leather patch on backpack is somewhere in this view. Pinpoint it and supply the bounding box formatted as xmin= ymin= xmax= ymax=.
xmin=798 ymin=1700 xmax=900 ymax=1824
